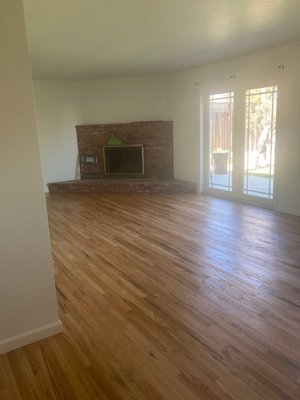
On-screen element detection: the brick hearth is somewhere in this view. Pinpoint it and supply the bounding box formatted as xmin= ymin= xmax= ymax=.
xmin=48 ymin=179 xmax=197 ymax=194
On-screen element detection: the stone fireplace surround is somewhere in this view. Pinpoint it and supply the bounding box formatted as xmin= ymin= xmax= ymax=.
xmin=76 ymin=120 xmax=174 ymax=179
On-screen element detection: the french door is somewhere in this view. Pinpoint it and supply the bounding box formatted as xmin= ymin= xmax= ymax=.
xmin=206 ymin=84 xmax=278 ymax=204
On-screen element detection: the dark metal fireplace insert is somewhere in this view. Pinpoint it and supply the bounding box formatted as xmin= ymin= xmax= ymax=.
xmin=103 ymin=144 xmax=144 ymax=178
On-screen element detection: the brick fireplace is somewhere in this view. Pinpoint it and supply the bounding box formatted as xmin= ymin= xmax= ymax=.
xmin=76 ymin=120 xmax=174 ymax=179
xmin=47 ymin=121 xmax=197 ymax=194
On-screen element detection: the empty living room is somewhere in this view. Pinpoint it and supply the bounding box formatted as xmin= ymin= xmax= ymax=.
xmin=1 ymin=1 xmax=300 ymax=399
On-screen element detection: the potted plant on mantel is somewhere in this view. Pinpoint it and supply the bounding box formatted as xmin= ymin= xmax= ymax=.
xmin=212 ymin=148 xmax=229 ymax=174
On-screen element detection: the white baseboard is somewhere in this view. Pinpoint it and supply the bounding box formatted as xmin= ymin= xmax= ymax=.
xmin=274 ymin=204 xmax=300 ymax=216
xmin=0 ymin=320 xmax=63 ymax=355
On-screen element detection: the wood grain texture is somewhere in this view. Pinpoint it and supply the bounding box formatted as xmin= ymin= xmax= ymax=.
xmin=1 ymin=193 xmax=299 ymax=400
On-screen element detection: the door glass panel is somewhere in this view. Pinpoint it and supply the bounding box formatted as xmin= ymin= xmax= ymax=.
xmin=208 ymin=92 xmax=233 ymax=191
xmin=244 ymin=86 xmax=277 ymax=199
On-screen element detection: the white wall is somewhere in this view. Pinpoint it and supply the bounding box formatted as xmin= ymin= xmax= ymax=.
xmin=81 ymin=75 xmax=169 ymax=123
xmin=167 ymin=66 xmax=202 ymax=185
xmin=34 ymin=41 xmax=300 ymax=216
xmin=34 ymin=81 xmax=82 ymax=192
xmin=168 ymin=41 xmax=300 ymax=216
xmin=34 ymin=75 xmax=170 ymax=190
xmin=0 ymin=0 xmax=62 ymax=354
xmin=274 ymin=45 xmax=300 ymax=215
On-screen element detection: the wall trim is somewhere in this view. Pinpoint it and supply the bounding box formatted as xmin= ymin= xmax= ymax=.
xmin=0 ymin=320 xmax=63 ymax=355
xmin=274 ymin=205 xmax=300 ymax=217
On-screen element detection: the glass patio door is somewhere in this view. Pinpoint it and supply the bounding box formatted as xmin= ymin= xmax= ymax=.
xmin=206 ymin=85 xmax=278 ymax=203
xmin=208 ymin=92 xmax=234 ymax=192
xmin=243 ymin=86 xmax=278 ymax=200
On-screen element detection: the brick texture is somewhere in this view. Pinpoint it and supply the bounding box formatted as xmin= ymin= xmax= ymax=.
xmin=48 ymin=179 xmax=197 ymax=194
xmin=76 ymin=121 xmax=174 ymax=179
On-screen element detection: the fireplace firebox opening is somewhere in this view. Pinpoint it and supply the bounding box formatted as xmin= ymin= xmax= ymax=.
xmin=103 ymin=144 xmax=144 ymax=178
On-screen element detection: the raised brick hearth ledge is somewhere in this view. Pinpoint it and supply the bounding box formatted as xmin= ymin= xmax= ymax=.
xmin=48 ymin=179 xmax=197 ymax=194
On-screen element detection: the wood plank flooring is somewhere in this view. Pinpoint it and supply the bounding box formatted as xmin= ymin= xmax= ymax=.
xmin=1 ymin=193 xmax=300 ymax=400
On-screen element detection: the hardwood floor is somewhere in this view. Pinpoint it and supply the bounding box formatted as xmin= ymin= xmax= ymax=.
xmin=1 ymin=193 xmax=300 ymax=400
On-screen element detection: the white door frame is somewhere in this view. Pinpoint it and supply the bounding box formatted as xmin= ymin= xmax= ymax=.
xmin=202 ymin=77 xmax=280 ymax=208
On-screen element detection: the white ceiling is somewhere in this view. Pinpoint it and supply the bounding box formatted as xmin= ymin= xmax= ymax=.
xmin=23 ymin=0 xmax=300 ymax=80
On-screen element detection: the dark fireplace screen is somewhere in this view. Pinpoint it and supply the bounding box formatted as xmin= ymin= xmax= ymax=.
xmin=103 ymin=145 xmax=144 ymax=177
